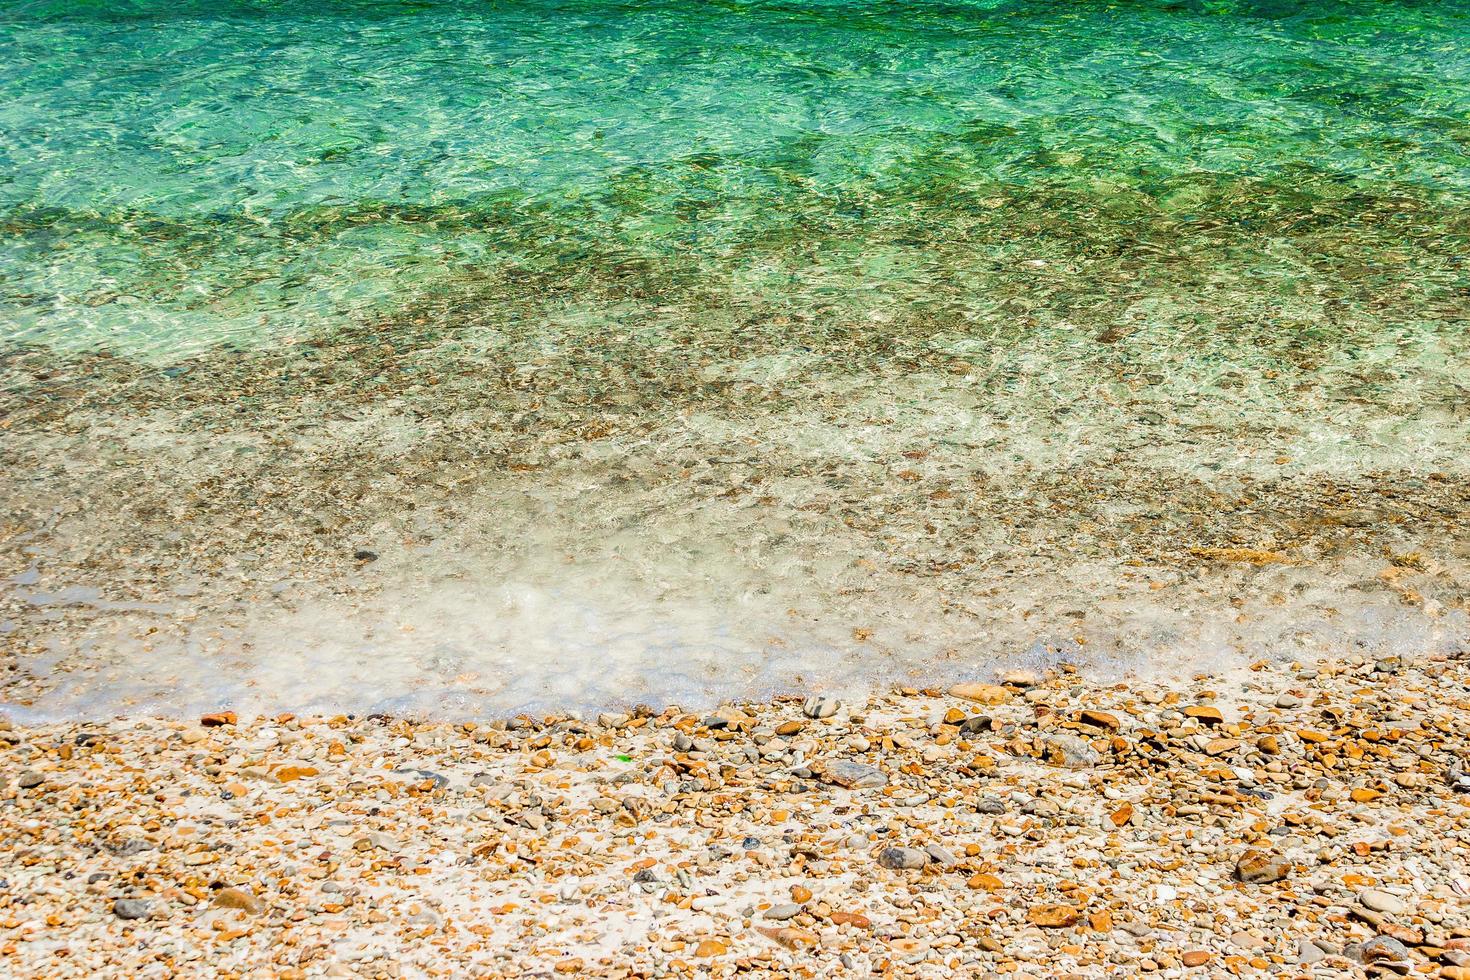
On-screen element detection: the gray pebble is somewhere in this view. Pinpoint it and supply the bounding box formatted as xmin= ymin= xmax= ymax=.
xmin=878 ymin=847 xmax=929 ymax=870
xmin=1360 ymin=888 xmax=1410 ymax=916
xmin=1042 ymin=732 xmax=1099 ymax=769
xmin=113 ymin=898 xmax=152 ymax=920
xmin=1344 ymin=934 xmax=1411 ymax=966
xmin=819 ymin=760 xmax=888 ymax=789
xmin=391 ymin=767 xmax=449 ymax=789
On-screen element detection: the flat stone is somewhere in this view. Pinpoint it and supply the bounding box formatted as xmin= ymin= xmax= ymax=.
xmin=106 ymin=837 xmax=152 ymax=857
xmin=817 ymin=760 xmax=887 ymax=789
xmin=1345 ymin=935 xmax=1411 ymax=966
xmin=763 ymin=903 xmax=801 ymax=921
xmin=1234 ymin=849 xmax=1291 ymax=884
xmin=212 ymin=887 xmax=261 ymax=914
xmin=1183 ymin=705 xmax=1224 ymax=726
xmin=877 ymin=847 xmax=929 ymax=870
xmin=1297 ymin=940 xmax=1327 ymax=965
xmin=1075 ymin=709 xmax=1120 ymax=731
xmin=802 ymin=696 xmax=840 ymax=719
xmin=1027 ymin=904 xmax=1079 ymax=928
xmin=1022 ymin=797 xmax=1060 ymax=818
xmin=1360 ymin=888 xmax=1410 ymax=916
xmin=949 ymin=682 xmax=1011 ymax=705
xmin=1042 ymin=732 xmax=1099 ymax=769
xmin=999 ymin=669 xmax=1040 ymax=688
xmin=113 ymin=899 xmax=152 ymax=920
xmin=707 ymin=704 xmax=754 ymax=728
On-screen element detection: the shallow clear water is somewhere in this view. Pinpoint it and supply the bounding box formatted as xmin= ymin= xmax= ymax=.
xmin=2 ymin=0 xmax=1468 ymax=719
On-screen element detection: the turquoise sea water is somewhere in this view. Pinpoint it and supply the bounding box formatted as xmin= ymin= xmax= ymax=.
xmin=2 ymin=0 xmax=1468 ymax=717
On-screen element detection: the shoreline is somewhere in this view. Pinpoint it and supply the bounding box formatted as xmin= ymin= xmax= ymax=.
xmin=5 ymin=652 xmax=1470 ymax=978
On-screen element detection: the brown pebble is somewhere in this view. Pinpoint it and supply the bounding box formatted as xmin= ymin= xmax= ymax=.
xmin=1076 ymin=709 xmax=1120 ymax=731
xmin=949 ymin=682 xmax=1011 ymax=705
xmin=1027 ymin=904 xmax=1080 ymax=928
xmin=693 ymin=939 xmax=726 ymax=957
xmin=212 ymin=887 xmax=261 ymax=914
xmin=1234 ymin=849 xmax=1291 ymax=884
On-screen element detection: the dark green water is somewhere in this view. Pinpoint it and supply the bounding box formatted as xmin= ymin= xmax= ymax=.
xmin=1 ymin=0 xmax=1467 ymax=717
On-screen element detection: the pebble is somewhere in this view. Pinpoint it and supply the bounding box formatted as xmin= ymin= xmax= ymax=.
xmin=1360 ymin=888 xmax=1410 ymax=915
xmin=999 ymin=669 xmax=1040 ymax=688
xmin=1041 ymin=732 xmax=1099 ymax=769
xmin=1297 ymin=939 xmax=1327 ymax=964
xmin=802 ymin=696 xmax=840 ymax=719
xmin=878 ymin=847 xmax=929 ymax=870
xmin=1182 ymin=705 xmax=1224 ymax=726
xmin=1234 ymin=849 xmax=1292 ymax=884
xmin=112 ymin=899 xmax=152 ymax=920
xmin=949 ymin=682 xmax=1011 ymax=705
xmin=1027 ymin=904 xmax=1080 ymax=928
xmin=1345 ymin=934 xmax=1412 ymax=966
xmin=816 ymin=759 xmax=888 ymax=789
xmin=1076 ymin=709 xmax=1120 ymax=731
xmin=212 ymin=887 xmax=261 ymax=913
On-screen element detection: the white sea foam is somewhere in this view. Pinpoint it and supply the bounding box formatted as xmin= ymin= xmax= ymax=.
xmin=6 ymin=498 xmax=1464 ymax=723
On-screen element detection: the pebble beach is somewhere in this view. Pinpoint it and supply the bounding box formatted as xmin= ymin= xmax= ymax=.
xmin=4 ymin=3 xmax=1470 ymax=978
xmin=8 ymin=652 xmax=1470 ymax=978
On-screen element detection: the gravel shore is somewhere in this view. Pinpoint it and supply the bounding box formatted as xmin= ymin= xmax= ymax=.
xmin=6 ymin=652 xmax=1470 ymax=978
